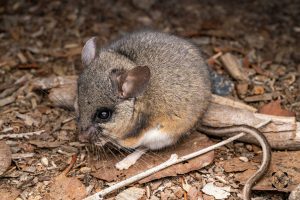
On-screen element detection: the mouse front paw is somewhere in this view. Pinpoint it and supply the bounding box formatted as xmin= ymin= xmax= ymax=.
xmin=115 ymin=149 xmax=147 ymax=170
xmin=115 ymin=159 xmax=134 ymax=170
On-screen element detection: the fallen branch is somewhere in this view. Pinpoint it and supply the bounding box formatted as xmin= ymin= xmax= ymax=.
xmin=32 ymin=76 xmax=300 ymax=149
xmin=202 ymin=95 xmax=300 ymax=150
xmin=83 ymin=133 xmax=245 ymax=200
xmin=0 ymin=130 xmax=45 ymax=140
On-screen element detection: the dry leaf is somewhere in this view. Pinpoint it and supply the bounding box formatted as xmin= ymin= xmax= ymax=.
xmin=44 ymin=174 xmax=87 ymax=200
xmin=44 ymin=155 xmax=86 ymax=200
xmin=258 ymin=100 xmax=295 ymax=117
xmin=0 ymin=185 xmax=21 ymax=200
xmin=222 ymin=157 xmax=257 ymax=173
xmin=0 ymin=141 xmax=12 ymax=176
xmin=90 ymin=132 xmax=214 ymax=184
xmin=116 ymin=187 xmax=145 ymax=200
xmin=202 ymin=182 xmax=231 ymax=200
xmin=187 ymin=186 xmax=199 ymax=200
xmin=223 ymin=151 xmax=300 ymax=192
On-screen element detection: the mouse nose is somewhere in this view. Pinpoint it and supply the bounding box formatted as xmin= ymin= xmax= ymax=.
xmin=78 ymin=131 xmax=90 ymax=143
xmin=78 ymin=126 xmax=97 ymax=143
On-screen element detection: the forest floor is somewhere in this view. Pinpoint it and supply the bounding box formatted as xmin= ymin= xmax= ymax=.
xmin=0 ymin=0 xmax=299 ymax=199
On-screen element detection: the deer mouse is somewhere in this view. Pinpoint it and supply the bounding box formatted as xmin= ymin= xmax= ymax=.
xmin=76 ymin=31 xmax=271 ymax=200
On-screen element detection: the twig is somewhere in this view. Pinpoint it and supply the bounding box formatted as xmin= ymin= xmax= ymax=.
xmin=83 ymin=133 xmax=246 ymax=200
xmin=12 ymin=153 xmax=35 ymax=159
xmin=62 ymin=117 xmax=76 ymax=124
xmin=62 ymin=154 xmax=77 ymax=176
xmin=0 ymin=130 xmax=45 ymax=139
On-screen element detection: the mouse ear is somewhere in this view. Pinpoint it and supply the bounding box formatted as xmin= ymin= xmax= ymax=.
xmin=110 ymin=66 xmax=150 ymax=99
xmin=82 ymin=37 xmax=98 ymax=67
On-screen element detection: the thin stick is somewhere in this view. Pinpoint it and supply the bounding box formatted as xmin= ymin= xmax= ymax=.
xmin=0 ymin=130 xmax=45 ymax=139
xmin=83 ymin=132 xmax=246 ymax=200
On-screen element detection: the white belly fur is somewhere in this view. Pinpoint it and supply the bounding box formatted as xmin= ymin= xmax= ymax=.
xmin=138 ymin=127 xmax=173 ymax=150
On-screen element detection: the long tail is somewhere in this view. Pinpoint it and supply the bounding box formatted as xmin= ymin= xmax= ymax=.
xmin=198 ymin=125 xmax=271 ymax=200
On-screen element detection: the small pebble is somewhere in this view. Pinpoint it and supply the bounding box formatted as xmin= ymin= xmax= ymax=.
xmin=195 ymin=172 xmax=203 ymax=181
xmin=239 ymin=156 xmax=249 ymax=162
xmin=43 ymin=181 xmax=50 ymax=186
xmin=253 ymin=85 xmax=265 ymax=95
xmin=245 ymin=144 xmax=253 ymax=151
xmin=231 ymin=183 xmax=240 ymax=189
xmin=24 ymin=166 xmax=36 ymax=173
xmin=234 ymin=143 xmax=244 ymax=147
xmin=80 ymin=167 xmax=91 ymax=174
xmin=164 ymin=181 xmax=172 ymax=188
xmin=214 ymin=181 xmax=225 ymax=187
xmin=41 ymin=157 xmax=49 ymax=167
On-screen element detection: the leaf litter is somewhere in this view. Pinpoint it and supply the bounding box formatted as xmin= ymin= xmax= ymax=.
xmin=0 ymin=0 xmax=299 ymax=199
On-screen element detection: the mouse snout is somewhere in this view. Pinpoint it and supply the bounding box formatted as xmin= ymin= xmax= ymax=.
xmin=78 ymin=126 xmax=97 ymax=143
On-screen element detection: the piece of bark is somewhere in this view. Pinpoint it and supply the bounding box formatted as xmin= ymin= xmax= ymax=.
xmin=48 ymin=85 xmax=77 ymax=109
xmin=221 ymin=151 xmax=300 ymax=192
xmin=0 ymin=141 xmax=12 ymax=176
xmin=0 ymin=95 xmax=16 ymax=107
xmin=201 ymin=95 xmax=300 ymax=150
xmin=220 ymin=53 xmax=248 ymax=82
xmin=33 ymin=76 xmax=300 ymax=150
xmin=31 ymin=76 xmax=77 ymax=108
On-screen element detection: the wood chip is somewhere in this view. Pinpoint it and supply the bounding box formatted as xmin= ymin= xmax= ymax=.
xmin=0 ymin=96 xmax=16 ymax=107
xmin=12 ymin=153 xmax=35 ymax=159
xmin=0 ymin=141 xmax=12 ymax=176
xmin=244 ymin=93 xmax=273 ymax=102
xmin=220 ymin=53 xmax=248 ymax=81
xmin=17 ymin=52 xmax=28 ymax=64
xmin=16 ymin=113 xmax=39 ymax=126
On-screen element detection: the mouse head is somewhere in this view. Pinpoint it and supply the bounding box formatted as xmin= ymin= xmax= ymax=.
xmin=76 ymin=37 xmax=150 ymax=148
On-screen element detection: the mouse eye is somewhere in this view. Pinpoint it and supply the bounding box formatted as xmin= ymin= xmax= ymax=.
xmin=94 ymin=107 xmax=112 ymax=122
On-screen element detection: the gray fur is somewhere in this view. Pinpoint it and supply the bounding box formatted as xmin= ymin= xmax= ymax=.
xmin=77 ymin=30 xmax=211 ymax=147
